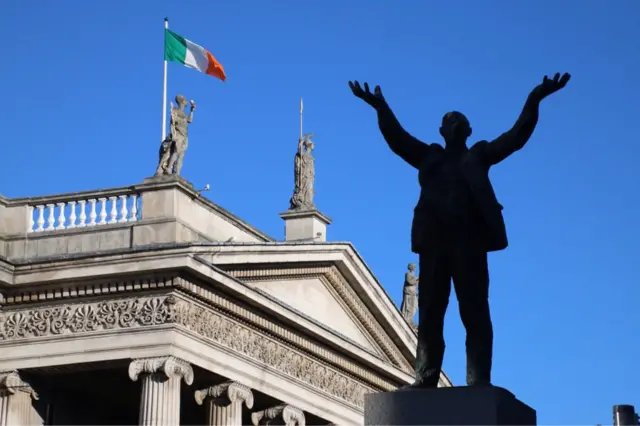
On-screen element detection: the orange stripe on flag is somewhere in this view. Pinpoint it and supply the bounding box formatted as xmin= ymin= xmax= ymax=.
xmin=205 ymin=50 xmax=226 ymax=81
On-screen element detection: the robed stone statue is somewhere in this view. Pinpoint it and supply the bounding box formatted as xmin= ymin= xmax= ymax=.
xmin=289 ymin=133 xmax=316 ymax=210
xmin=156 ymin=94 xmax=196 ymax=176
xmin=400 ymin=263 xmax=419 ymax=330
xmin=349 ymin=73 xmax=571 ymax=388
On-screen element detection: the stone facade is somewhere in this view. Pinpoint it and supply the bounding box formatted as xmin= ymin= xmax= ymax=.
xmin=0 ymin=177 xmax=451 ymax=425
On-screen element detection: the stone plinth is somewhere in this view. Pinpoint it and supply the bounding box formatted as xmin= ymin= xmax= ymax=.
xmin=279 ymin=209 xmax=332 ymax=242
xmin=364 ymin=386 xmax=536 ymax=426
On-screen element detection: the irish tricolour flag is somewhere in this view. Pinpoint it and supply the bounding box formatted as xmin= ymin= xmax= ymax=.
xmin=164 ymin=29 xmax=227 ymax=81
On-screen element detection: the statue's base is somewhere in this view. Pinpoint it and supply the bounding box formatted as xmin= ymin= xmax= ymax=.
xmin=143 ymin=174 xmax=195 ymax=189
xmin=279 ymin=209 xmax=332 ymax=242
xmin=364 ymin=386 xmax=536 ymax=425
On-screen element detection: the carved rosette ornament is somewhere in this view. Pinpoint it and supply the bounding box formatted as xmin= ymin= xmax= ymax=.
xmin=251 ymin=404 xmax=306 ymax=426
xmin=195 ymin=381 xmax=254 ymax=426
xmin=0 ymin=371 xmax=40 ymax=426
xmin=129 ymin=356 xmax=193 ymax=426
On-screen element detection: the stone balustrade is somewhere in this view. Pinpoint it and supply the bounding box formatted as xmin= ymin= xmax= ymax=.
xmin=27 ymin=193 xmax=140 ymax=233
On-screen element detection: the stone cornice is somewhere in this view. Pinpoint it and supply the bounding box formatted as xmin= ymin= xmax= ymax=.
xmin=0 ymin=293 xmax=379 ymax=408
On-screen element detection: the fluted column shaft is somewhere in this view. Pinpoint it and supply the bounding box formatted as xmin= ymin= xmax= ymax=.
xmin=0 ymin=371 xmax=40 ymax=426
xmin=129 ymin=356 xmax=194 ymax=426
xmin=195 ymin=381 xmax=254 ymax=426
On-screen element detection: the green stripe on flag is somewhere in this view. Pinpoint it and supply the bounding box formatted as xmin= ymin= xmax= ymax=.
xmin=164 ymin=29 xmax=187 ymax=63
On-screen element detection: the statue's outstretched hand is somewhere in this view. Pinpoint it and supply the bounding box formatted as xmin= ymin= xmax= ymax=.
xmin=533 ymin=73 xmax=571 ymax=101
xmin=348 ymin=81 xmax=386 ymax=109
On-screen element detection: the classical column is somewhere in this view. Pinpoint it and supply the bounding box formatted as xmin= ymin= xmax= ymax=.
xmin=194 ymin=381 xmax=254 ymax=426
xmin=251 ymin=404 xmax=306 ymax=426
xmin=128 ymin=356 xmax=194 ymax=426
xmin=0 ymin=371 xmax=39 ymax=426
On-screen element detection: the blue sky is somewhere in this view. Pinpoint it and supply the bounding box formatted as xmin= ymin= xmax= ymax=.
xmin=2 ymin=0 xmax=639 ymax=423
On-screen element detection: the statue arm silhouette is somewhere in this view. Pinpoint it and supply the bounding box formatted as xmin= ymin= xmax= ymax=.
xmin=482 ymin=91 xmax=541 ymax=165
xmin=377 ymin=102 xmax=433 ymax=169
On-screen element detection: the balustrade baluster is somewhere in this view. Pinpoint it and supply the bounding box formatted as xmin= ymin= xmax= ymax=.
xmin=35 ymin=205 xmax=45 ymax=232
xmin=118 ymin=195 xmax=128 ymax=223
xmin=27 ymin=206 xmax=34 ymax=233
xmin=46 ymin=204 xmax=55 ymax=231
xmin=88 ymin=199 xmax=97 ymax=226
xmin=67 ymin=201 xmax=77 ymax=228
xmin=56 ymin=202 xmax=66 ymax=230
xmin=77 ymin=200 xmax=87 ymax=227
xmin=129 ymin=194 xmax=138 ymax=222
xmin=98 ymin=198 xmax=107 ymax=224
xmin=108 ymin=197 xmax=118 ymax=224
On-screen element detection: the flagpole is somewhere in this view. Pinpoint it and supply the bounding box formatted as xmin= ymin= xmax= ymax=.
xmin=161 ymin=17 xmax=169 ymax=141
xmin=299 ymin=98 xmax=304 ymax=138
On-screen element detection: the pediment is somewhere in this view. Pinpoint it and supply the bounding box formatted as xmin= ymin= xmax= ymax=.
xmin=225 ymin=262 xmax=414 ymax=374
xmin=243 ymin=275 xmax=384 ymax=356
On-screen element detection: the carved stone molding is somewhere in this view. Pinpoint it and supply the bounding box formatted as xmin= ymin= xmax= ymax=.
xmin=251 ymin=404 xmax=306 ymax=426
xmin=194 ymin=381 xmax=254 ymax=409
xmin=0 ymin=296 xmax=174 ymax=339
xmin=0 ymin=295 xmax=375 ymax=408
xmin=172 ymin=298 xmax=372 ymax=408
xmin=0 ymin=371 xmax=38 ymax=399
xmin=0 ymin=273 xmax=405 ymax=391
xmin=129 ymin=356 xmax=194 ymax=385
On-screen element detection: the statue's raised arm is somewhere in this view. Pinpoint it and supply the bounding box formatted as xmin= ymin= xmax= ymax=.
xmin=348 ymin=81 xmax=435 ymax=169
xmin=482 ymin=72 xmax=571 ymax=166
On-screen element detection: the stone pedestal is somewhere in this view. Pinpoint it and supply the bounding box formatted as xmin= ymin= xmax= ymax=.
xmin=143 ymin=174 xmax=195 ymax=189
xmin=364 ymin=386 xmax=536 ymax=426
xmin=0 ymin=371 xmax=40 ymax=426
xmin=129 ymin=356 xmax=194 ymax=426
xmin=194 ymin=381 xmax=254 ymax=426
xmin=279 ymin=209 xmax=332 ymax=242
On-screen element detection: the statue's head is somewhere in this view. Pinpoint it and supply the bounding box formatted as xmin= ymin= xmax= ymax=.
xmin=175 ymin=94 xmax=187 ymax=107
xmin=440 ymin=111 xmax=472 ymax=147
xmin=304 ymin=140 xmax=314 ymax=151
xmin=408 ymin=263 xmax=416 ymax=271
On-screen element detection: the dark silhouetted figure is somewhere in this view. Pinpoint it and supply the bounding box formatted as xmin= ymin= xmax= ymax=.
xmin=349 ymin=73 xmax=571 ymax=388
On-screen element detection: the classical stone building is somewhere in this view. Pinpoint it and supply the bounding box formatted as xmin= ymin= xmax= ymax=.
xmin=0 ymin=177 xmax=451 ymax=425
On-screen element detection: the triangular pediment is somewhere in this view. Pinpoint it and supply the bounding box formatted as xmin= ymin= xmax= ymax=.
xmin=244 ymin=275 xmax=384 ymax=355
xmin=221 ymin=259 xmax=415 ymax=374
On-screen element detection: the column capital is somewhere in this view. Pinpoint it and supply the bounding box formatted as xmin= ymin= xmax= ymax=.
xmin=194 ymin=381 xmax=254 ymax=409
xmin=251 ymin=404 xmax=305 ymax=426
xmin=0 ymin=371 xmax=38 ymax=400
xmin=128 ymin=356 xmax=194 ymax=385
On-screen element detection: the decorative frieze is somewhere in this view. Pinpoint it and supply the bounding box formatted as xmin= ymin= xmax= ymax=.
xmin=0 ymin=297 xmax=173 ymax=339
xmin=251 ymin=404 xmax=305 ymax=426
xmin=172 ymin=298 xmax=372 ymax=408
xmin=0 ymin=295 xmax=376 ymax=408
xmin=1 ymin=275 xmax=401 ymax=392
